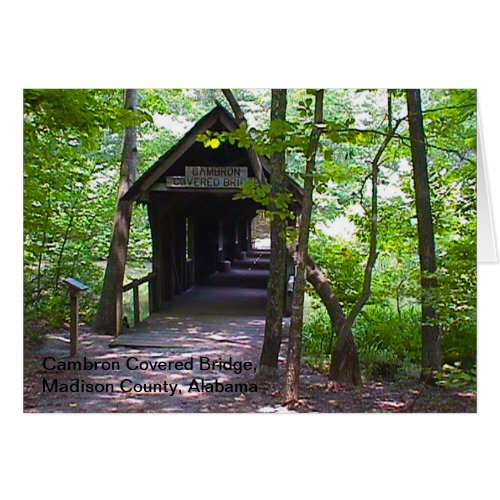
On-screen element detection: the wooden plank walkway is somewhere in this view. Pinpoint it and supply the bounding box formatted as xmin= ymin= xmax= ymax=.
xmin=109 ymin=314 xmax=267 ymax=351
xmin=110 ymin=285 xmax=287 ymax=353
xmin=110 ymin=248 xmax=290 ymax=357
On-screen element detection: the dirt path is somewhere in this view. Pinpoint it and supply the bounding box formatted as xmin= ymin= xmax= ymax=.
xmin=24 ymin=323 xmax=475 ymax=413
xmin=24 ymin=277 xmax=475 ymax=413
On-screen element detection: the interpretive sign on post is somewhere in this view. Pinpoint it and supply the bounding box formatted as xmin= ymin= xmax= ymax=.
xmin=62 ymin=277 xmax=89 ymax=356
xmin=166 ymin=166 xmax=248 ymax=189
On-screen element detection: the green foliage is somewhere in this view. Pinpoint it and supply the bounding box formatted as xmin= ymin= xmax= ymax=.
xmin=198 ymin=129 xmax=223 ymax=149
xmin=303 ymin=303 xmax=333 ymax=359
xmin=442 ymin=321 xmax=476 ymax=370
xmin=24 ymin=89 xmax=152 ymax=147
xmin=358 ymin=346 xmax=402 ymax=381
xmin=355 ymin=305 xmax=422 ymax=364
xmin=233 ymin=179 xmax=293 ymax=221
xmin=435 ymin=362 xmax=476 ymax=392
xmin=24 ymin=258 xmax=104 ymax=329
xmin=302 ymin=300 xmax=421 ymax=379
xmin=297 ymin=88 xmax=476 ymax=382
xmin=308 ymin=234 xmax=365 ymax=310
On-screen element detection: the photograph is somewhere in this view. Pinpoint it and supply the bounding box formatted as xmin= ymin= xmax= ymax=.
xmin=23 ymin=88 xmax=477 ymax=413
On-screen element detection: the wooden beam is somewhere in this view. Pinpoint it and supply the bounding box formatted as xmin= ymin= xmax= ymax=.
xmin=148 ymin=202 xmax=164 ymax=310
xmin=133 ymin=285 xmax=140 ymax=325
xmin=123 ymin=272 xmax=156 ymax=292
xmin=148 ymin=276 xmax=155 ymax=315
xmin=149 ymin=182 xmax=241 ymax=196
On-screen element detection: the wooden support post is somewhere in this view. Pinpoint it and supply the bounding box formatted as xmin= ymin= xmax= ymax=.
xmin=70 ymin=292 xmax=79 ymax=356
xmin=148 ymin=201 xmax=163 ymax=308
xmin=133 ymin=284 xmax=140 ymax=326
xmin=123 ymin=272 xmax=157 ymax=322
xmin=148 ymin=276 xmax=155 ymax=315
xmin=247 ymin=218 xmax=252 ymax=249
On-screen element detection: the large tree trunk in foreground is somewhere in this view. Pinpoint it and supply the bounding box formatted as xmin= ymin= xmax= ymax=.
xmin=406 ymin=89 xmax=441 ymax=376
xmin=94 ymin=89 xmax=138 ymax=336
xmin=283 ymin=90 xmax=324 ymax=405
xmin=259 ymin=89 xmax=288 ymax=377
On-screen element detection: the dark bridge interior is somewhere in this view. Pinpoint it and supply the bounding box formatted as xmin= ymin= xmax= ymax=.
xmin=147 ymin=190 xmax=270 ymax=310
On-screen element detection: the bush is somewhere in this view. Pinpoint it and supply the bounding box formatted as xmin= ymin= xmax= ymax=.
xmin=303 ymin=304 xmax=333 ymax=360
xmin=435 ymin=362 xmax=476 ymax=391
xmin=358 ymin=345 xmax=402 ymax=380
xmin=354 ymin=305 xmax=421 ymax=364
xmin=442 ymin=325 xmax=476 ymax=370
xmin=303 ymin=297 xmax=477 ymax=381
xmin=24 ymin=261 xmax=104 ymax=336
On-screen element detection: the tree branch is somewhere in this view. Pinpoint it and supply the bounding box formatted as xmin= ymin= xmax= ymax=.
xmin=393 ymin=133 xmax=476 ymax=165
xmin=221 ymin=89 xmax=265 ymax=183
xmin=221 ymin=89 xmax=246 ymax=123
xmin=421 ymin=103 xmax=476 ymax=115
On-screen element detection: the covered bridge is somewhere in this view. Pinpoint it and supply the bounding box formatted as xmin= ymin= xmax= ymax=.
xmin=121 ymin=105 xmax=302 ymax=329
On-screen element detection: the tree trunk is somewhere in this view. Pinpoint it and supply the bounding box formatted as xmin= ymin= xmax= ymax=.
xmin=305 ymin=254 xmax=362 ymax=385
xmin=283 ymin=90 xmax=324 ymax=405
xmin=329 ymin=104 xmax=403 ymax=386
xmin=305 ymin=254 xmax=346 ymax=335
xmin=406 ymin=89 xmax=441 ymax=376
xmin=259 ymin=89 xmax=288 ymax=378
xmin=94 ymin=89 xmax=138 ymax=336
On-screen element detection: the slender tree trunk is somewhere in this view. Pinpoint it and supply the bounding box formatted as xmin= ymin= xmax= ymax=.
xmin=36 ymin=192 xmax=51 ymax=300
xmin=283 ymin=90 xmax=324 ymax=405
xmin=329 ymin=106 xmax=403 ymax=386
xmin=54 ymin=210 xmax=75 ymax=291
xmin=329 ymin=143 xmax=379 ymax=384
xmin=259 ymin=89 xmax=288 ymax=377
xmin=94 ymin=89 xmax=138 ymax=336
xmin=406 ymin=89 xmax=441 ymax=376
xmin=54 ymin=163 xmax=101 ymax=290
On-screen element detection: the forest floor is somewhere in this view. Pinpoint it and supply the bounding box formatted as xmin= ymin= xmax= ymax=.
xmin=24 ymin=323 xmax=476 ymax=413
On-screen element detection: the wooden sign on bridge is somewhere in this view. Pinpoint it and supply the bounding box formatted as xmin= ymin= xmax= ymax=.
xmin=166 ymin=166 xmax=248 ymax=189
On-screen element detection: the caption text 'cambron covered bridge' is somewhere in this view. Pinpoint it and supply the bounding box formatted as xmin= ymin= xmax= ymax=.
xmin=120 ymin=105 xmax=303 ymax=332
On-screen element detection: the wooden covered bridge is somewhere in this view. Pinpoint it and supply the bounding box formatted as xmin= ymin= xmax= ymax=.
xmin=116 ymin=105 xmax=302 ymax=341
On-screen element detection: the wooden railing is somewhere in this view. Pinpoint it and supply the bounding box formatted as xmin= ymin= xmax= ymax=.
xmin=122 ymin=272 xmax=156 ymax=327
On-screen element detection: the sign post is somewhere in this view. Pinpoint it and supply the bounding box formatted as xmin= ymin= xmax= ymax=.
xmin=62 ymin=277 xmax=89 ymax=356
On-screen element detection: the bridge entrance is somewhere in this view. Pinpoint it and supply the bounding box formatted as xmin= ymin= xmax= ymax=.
xmin=122 ymin=105 xmax=301 ymax=324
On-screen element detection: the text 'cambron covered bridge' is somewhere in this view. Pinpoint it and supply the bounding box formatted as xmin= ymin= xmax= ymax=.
xmin=122 ymin=105 xmax=303 ymax=327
